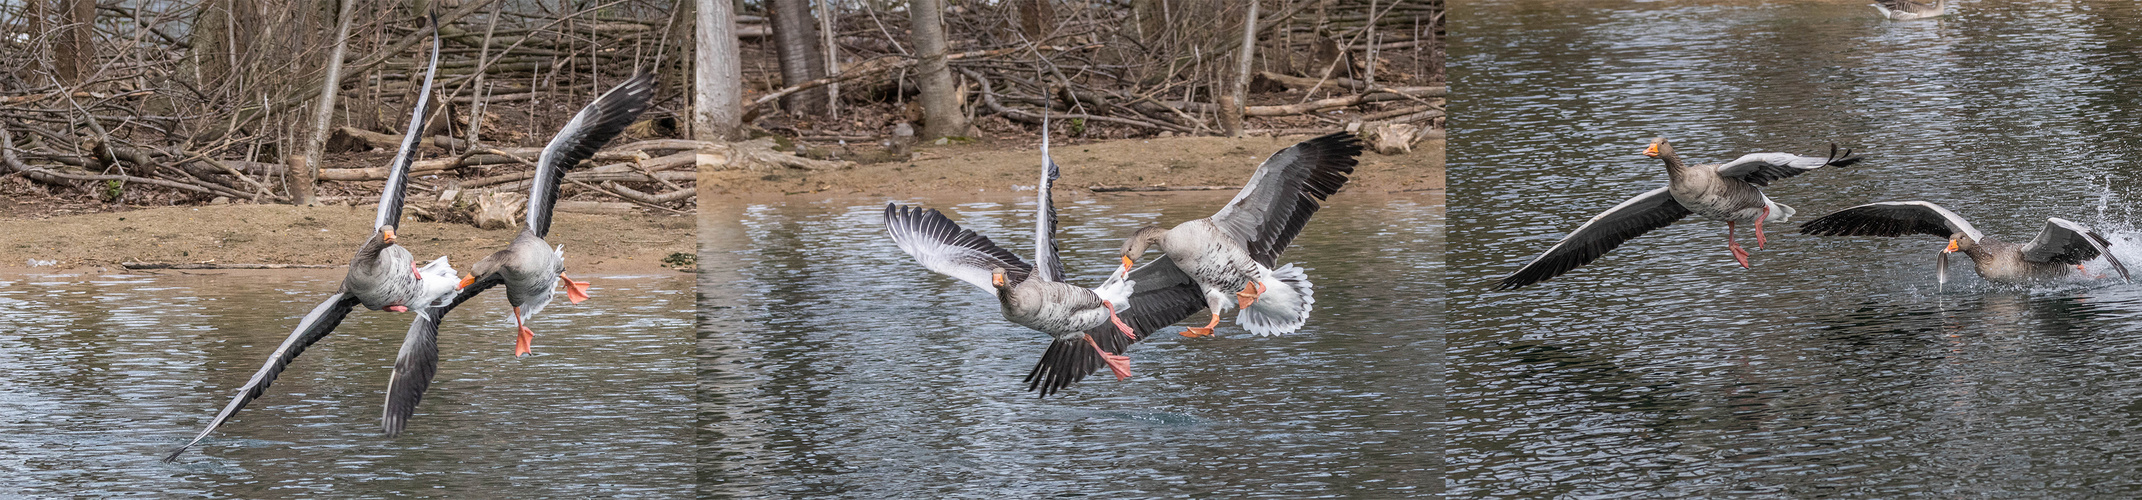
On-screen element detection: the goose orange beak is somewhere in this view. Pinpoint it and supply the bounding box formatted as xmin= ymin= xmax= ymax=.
xmin=1944 ymin=239 xmax=1959 ymax=253
xmin=1119 ymin=255 xmax=1136 ymax=274
xmin=458 ymin=274 xmax=476 ymax=289
xmin=382 ymin=228 xmax=397 ymax=244
xmin=1643 ymin=144 xmax=1660 ymax=157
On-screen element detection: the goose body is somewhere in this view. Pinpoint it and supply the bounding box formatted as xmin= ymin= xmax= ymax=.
xmin=1801 ymin=201 xmax=2129 ymax=284
xmin=1497 ymin=137 xmax=1861 ymax=289
xmin=1116 ymin=132 xmax=1360 ymax=337
xmin=167 ymin=21 xmax=451 ymax=461
xmin=385 ymin=72 xmax=654 ymax=436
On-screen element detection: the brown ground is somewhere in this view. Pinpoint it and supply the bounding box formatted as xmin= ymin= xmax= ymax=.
xmin=698 ymin=134 xmax=1444 ymax=201
xmin=0 ymin=203 xmax=694 ymax=273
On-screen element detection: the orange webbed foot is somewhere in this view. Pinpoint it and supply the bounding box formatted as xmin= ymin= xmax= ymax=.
xmin=1104 ymin=302 xmax=1135 ymax=340
xmin=1181 ymin=327 xmax=1216 ymax=338
xmin=1235 ymin=281 xmax=1266 ymax=310
xmin=1085 ymin=336 xmax=1132 ymax=380
xmin=515 ymin=325 xmax=534 ymax=357
xmin=561 ymin=273 xmax=591 ymax=304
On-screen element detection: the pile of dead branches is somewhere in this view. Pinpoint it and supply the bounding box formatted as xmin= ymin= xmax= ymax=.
xmin=740 ymin=0 xmax=1443 ymax=146
xmin=0 ymin=0 xmax=710 ymax=213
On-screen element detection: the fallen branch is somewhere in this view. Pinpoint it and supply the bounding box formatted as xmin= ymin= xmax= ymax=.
xmin=752 ymin=44 xmax=1101 ymax=107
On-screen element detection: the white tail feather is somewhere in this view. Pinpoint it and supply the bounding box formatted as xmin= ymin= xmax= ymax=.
xmin=1092 ymin=274 xmax=1135 ymax=312
xmin=1238 ymin=263 xmax=1314 ymax=336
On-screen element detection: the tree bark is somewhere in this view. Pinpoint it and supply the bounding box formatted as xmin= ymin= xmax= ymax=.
xmin=769 ymin=0 xmax=825 ymax=116
xmin=907 ymin=0 xmax=968 ymax=139
xmin=296 ymin=0 xmax=356 ymax=206
xmin=1226 ymin=0 xmax=1260 ymax=137
xmin=817 ymin=0 xmax=841 ymax=119
xmin=53 ymin=0 xmax=96 ymax=84
xmin=694 ymin=0 xmax=743 ymax=141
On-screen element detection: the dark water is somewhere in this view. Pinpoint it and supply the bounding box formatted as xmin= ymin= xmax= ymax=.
xmin=1452 ymin=0 xmax=2142 ymax=496
xmin=0 ymin=271 xmax=693 ymax=497
xmin=698 ymin=191 xmax=1442 ymax=497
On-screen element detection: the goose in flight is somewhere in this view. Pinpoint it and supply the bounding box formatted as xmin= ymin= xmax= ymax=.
xmin=1497 ymin=138 xmax=1861 ymax=289
xmin=1114 ymin=132 xmax=1363 ymax=337
xmin=885 ymin=123 xmax=1139 ymax=396
xmin=1801 ymin=201 xmax=2129 ymax=284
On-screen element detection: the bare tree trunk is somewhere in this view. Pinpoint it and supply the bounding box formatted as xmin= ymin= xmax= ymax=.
xmin=53 ymin=0 xmax=95 ymax=84
xmin=817 ymin=0 xmax=841 ymax=119
xmin=694 ymin=0 xmax=743 ymax=141
xmin=769 ymin=0 xmax=824 ymax=116
xmin=296 ymin=0 xmax=356 ymax=206
xmin=1017 ymin=0 xmax=1054 ymax=41
xmin=1224 ymin=0 xmax=1260 ymax=137
xmin=908 ymin=0 xmax=968 ymax=139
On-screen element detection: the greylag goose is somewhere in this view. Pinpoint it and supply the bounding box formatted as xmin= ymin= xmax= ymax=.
xmin=1497 ymin=137 xmax=1862 ymax=289
xmin=1113 ymin=132 xmax=1361 ymax=337
xmin=1800 ymin=201 xmax=2130 ymax=284
xmin=885 ymin=125 xmax=1139 ymax=396
xmin=384 ymin=72 xmax=654 ymax=436
xmin=166 ymin=24 xmax=455 ymax=461
xmin=1873 ymin=0 xmax=1945 ymax=20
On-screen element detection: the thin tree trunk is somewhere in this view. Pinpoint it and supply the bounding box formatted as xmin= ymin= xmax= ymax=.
xmin=908 ymin=0 xmax=968 ymax=139
xmin=296 ymin=0 xmax=356 ymax=206
xmin=769 ymin=0 xmax=824 ymax=116
xmin=694 ymin=0 xmax=743 ymax=140
xmin=817 ymin=0 xmax=841 ymax=119
xmin=53 ymin=0 xmax=96 ymax=84
xmin=1225 ymin=0 xmax=1260 ymax=137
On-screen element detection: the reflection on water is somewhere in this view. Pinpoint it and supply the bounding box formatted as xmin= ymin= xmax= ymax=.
xmin=0 ymin=271 xmax=692 ymax=497
xmin=1454 ymin=0 xmax=2142 ymax=496
xmin=698 ymin=192 xmax=1442 ymax=497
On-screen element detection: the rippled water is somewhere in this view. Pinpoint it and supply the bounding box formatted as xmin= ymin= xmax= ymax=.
xmin=1453 ymin=0 xmax=2142 ymax=496
xmin=0 ymin=271 xmax=693 ymax=497
xmin=698 ymin=191 xmax=1442 ymax=497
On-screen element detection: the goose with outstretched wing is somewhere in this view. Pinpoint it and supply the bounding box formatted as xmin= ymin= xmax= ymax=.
xmin=1497 ymin=137 xmax=1861 ymax=289
xmin=1801 ymin=201 xmax=2129 ymax=284
xmin=166 ymin=20 xmax=456 ymax=461
xmin=886 ymin=124 xmax=1138 ymax=396
xmin=1113 ymin=132 xmax=1361 ymax=338
xmin=383 ymin=72 xmax=655 ymax=436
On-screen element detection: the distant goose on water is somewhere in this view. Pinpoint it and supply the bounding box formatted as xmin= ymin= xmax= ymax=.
xmin=1873 ymin=0 xmax=1945 ymax=20
xmin=885 ymin=121 xmax=1139 ymax=396
xmin=1111 ymin=132 xmax=1362 ymax=338
xmin=166 ymin=21 xmax=456 ymax=461
xmin=383 ymin=72 xmax=655 ymax=437
xmin=1801 ymin=201 xmax=2129 ymax=284
xmin=1498 ymin=137 xmax=1862 ymax=289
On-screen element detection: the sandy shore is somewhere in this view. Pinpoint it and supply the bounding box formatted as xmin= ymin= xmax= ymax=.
xmin=0 ymin=204 xmax=694 ymax=273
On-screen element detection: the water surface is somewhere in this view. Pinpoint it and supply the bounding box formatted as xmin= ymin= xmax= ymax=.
xmin=698 ymin=192 xmax=1442 ymax=497
xmin=1453 ymin=0 xmax=2142 ymax=496
xmin=0 ymin=270 xmax=693 ymax=497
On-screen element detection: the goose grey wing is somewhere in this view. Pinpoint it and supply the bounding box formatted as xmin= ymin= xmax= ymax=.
xmin=1208 ymin=132 xmax=1364 ymax=267
xmin=2021 ymin=218 xmax=2130 ymax=280
xmin=1026 ymin=258 xmax=1204 ymax=396
xmin=374 ymin=18 xmax=442 ymax=230
xmin=382 ymin=276 xmax=500 ymax=436
xmin=165 ymin=293 xmax=360 ymax=462
xmin=1497 ymin=187 xmax=1693 ymax=289
xmin=885 ymin=203 xmax=1033 ymax=295
xmin=1032 ymin=122 xmax=1064 ymax=282
xmin=1798 ymin=201 xmax=1982 ymax=241
xmin=1713 ymin=144 xmax=1861 ymax=187
xmin=528 ymin=71 xmax=657 ymax=238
